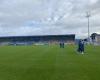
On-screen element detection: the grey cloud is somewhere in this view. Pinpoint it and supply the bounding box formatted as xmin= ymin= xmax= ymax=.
xmin=0 ymin=0 xmax=100 ymax=38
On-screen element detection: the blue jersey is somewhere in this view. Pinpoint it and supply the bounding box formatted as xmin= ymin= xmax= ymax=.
xmin=78 ymin=41 xmax=84 ymax=52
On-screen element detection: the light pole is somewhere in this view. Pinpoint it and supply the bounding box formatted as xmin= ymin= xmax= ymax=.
xmin=86 ymin=12 xmax=91 ymax=43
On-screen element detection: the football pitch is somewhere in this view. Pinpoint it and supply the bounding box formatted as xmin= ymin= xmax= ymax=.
xmin=0 ymin=45 xmax=100 ymax=80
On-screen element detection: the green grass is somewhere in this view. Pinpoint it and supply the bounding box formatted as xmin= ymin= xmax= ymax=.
xmin=0 ymin=45 xmax=100 ymax=80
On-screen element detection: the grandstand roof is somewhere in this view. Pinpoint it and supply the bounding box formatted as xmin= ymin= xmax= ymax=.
xmin=0 ymin=34 xmax=75 ymax=38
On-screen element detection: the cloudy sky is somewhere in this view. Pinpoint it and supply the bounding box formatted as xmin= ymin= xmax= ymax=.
xmin=0 ymin=0 xmax=100 ymax=38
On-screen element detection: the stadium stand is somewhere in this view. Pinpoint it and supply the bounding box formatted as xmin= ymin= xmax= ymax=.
xmin=0 ymin=34 xmax=75 ymax=45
